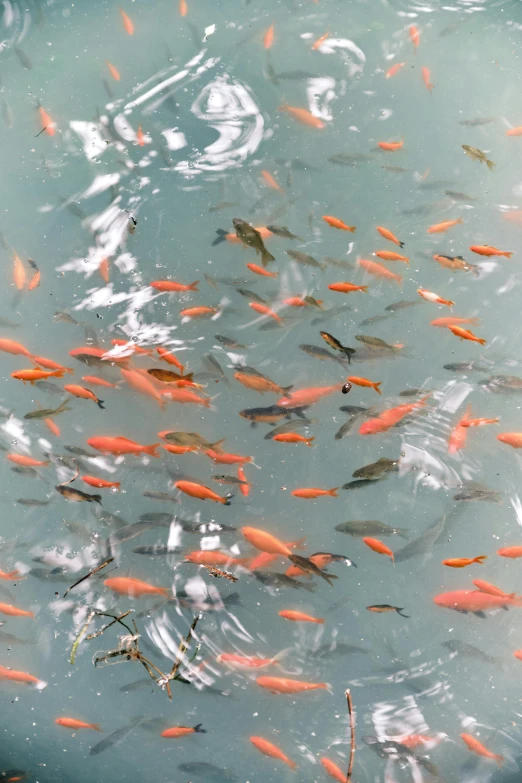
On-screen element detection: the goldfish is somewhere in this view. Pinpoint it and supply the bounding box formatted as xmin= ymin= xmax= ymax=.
xmin=0 ymin=666 xmax=41 ymax=685
xmin=256 ymin=676 xmax=328 ymax=694
xmin=64 ymin=384 xmax=105 ymax=408
xmin=461 ymin=417 xmax=499 ymax=428
xmin=506 ymin=126 xmax=522 ymax=136
xmin=367 ymin=604 xmax=409 ymax=617
xmin=421 ymin=66 xmax=434 ymax=92
xmin=204 ymin=448 xmax=251 ymax=465
xmin=179 ymin=0 xmax=188 ymax=16
xmin=359 ymin=394 xmax=430 ymax=435
xmin=427 ymin=217 xmax=463 ymax=234
xmin=376 ymin=226 xmax=404 ymax=247
xmin=217 ymin=652 xmax=285 ymax=670
xmin=242 ymin=527 xmax=292 ymax=557
xmin=469 ymin=245 xmax=512 ymax=258
xmin=104 ymin=577 xmax=169 ymax=598
xmin=312 ymin=31 xmax=329 ymax=50
xmin=399 ymin=735 xmax=440 ymax=749
xmin=273 ymin=433 xmax=315 ymax=446
xmin=106 ymin=61 xmax=120 ymax=81
xmin=328 ymin=282 xmax=368 ymax=294
xmin=27 ymin=258 xmax=40 ymax=290
xmin=247 ymin=263 xmax=278 ymax=278
xmin=472 ymin=579 xmax=514 ymax=598
xmin=32 ymin=356 xmax=73 ymax=374
xmin=291 ymin=487 xmax=338 ymax=499
xmin=461 ymin=734 xmax=503 ymax=767
xmin=498 ymin=546 xmax=522 ymax=558
xmin=442 ymin=556 xmax=487 ymax=568
xmin=38 ymin=105 xmax=55 ymax=136
xmin=238 ymin=466 xmax=250 ymax=497
xmin=0 ymin=603 xmax=33 ymax=618
xmin=346 ymin=376 xmax=382 ymax=394
xmin=409 ymin=25 xmax=420 ymax=50
xmin=174 ymin=480 xmax=231 ymax=505
xmin=119 ymin=7 xmax=134 ymax=35
xmin=13 ymin=252 xmax=26 ymax=290
xmin=363 ymin=537 xmax=394 ymax=562
xmin=323 ymin=216 xmax=356 ymax=231
xmin=263 ymin=23 xmax=275 ymax=49
xmin=12 ymin=368 xmax=64 ymax=383
xmin=448 ymin=325 xmax=486 ymax=345
xmin=385 ymin=62 xmax=405 ymax=79
xmin=278 ymin=104 xmax=325 ymax=129
xmin=358 ymin=258 xmax=402 ymax=286
xmin=161 ymin=724 xmax=205 ymax=739
xmin=283 ymin=297 xmax=322 ymax=308
xmin=98 ymin=258 xmax=109 ymax=283
xmin=278 ymin=610 xmax=324 ymax=624
xmin=81 ymin=476 xmax=120 ymax=490
xmin=150 ymin=279 xmax=199 ymax=292
xmin=431 ymin=317 xmax=478 ymax=327
xmin=184 ymin=551 xmax=246 ymax=567
xmin=180 ymin=306 xmax=218 ymax=319
xmin=82 ymin=376 xmax=118 ymax=388
xmin=321 ymin=757 xmax=345 ymax=782
xmin=250 ymin=737 xmax=296 ymax=770
xmin=162 ymin=443 xmax=197 ymax=455
xmin=87 ymin=436 xmax=159 ymax=457
xmin=0 ymin=339 xmax=32 ymax=357
xmin=156 ymin=346 xmax=184 ymax=372
xmin=277 ymin=383 xmax=343 ymax=408
xmin=378 ymin=139 xmax=404 ymax=151
xmin=418 ymin=289 xmax=455 ymax=307
xmin=249 ymin=302 xmax=282 ymax=324
xmin=162 ymin=387 xmax=210 ymax=407
xmin=497 ymin=432 xmax=522 ymax=448
xmin=0 ymin=570 xmax=22 ymax=581
xmin=136 ymin=126 xmax=145 ymax=146
xmin=120 ymin=368 xmax=165 ymax=408
xmin=261 ymin=170 xmax=283 ymax=193
xmin=448 ymin=404 xmax=472 ymax=454
xmin=433 ymin=254 xmax=477 ymax=273
xmin=374 ymin=251 xmax=409 ymax=263
xmin=55 ymin=718 xmax=102 ymax=732
xmin=433 ymin=589 xmax=522 ymax=613
xmin=7 ymin=454 xmax=48 ymax=468
xmin=235 ymin=368 xmax=292 ymax=396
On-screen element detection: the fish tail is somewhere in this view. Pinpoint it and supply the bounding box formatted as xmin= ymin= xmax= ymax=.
xmin=469 ymin=318 xmax=480 ymax=325
xmin=51 ymin=369 xmax=65 ymax=378
xmin=92 ymin=724 xmax=103 ymax=732
xmin=474 ymin=555 xmax=488 ymax=564
xmin=495 ymin=754 xmax=504 ymax=767
xmin=305 ymin=437 xmax=315 ymax=446
xmin=93 ymin=495 xmax=102 ymax=505
xmin=395 ymin=274 xmax=403 ymax=287
xmin=193 ymin=724 xmax=206 ymax=733
xmin=396 ymin=608 xmax=410 ymax=618
xmin=349 ymin=226 xmax=356 ymax=232
xmin=223 ymin=494 xmax=233 ymax=506
xmin=373 ymin=382 xmax=382 ymax=394
xmin=396 ymin=528 xmax=410 ymax=539
xmin=361 ymin=285 xmax=369 ymax=292
xmin=398 ymin=241 xmax=405 ymax=248
xmin=158 ymin=587 xmax=170 ymax=598
xmin=288 ymin=760 xmax=298 ymax=771
xmin=96 ymin=399 xmax=105 ymax=409
xmin=478 ymin=338 xmax=487 ymax=346
xmin=144 ymin=443 xmax=160 ymax=458
xmin=447 ymin=300 xmax=455 ymax=307
xmin=210 ymin=437 xmax=226 ymax=452
xmin=328 ymin=487 xmax=339 ymax=497
xmin=277 ymin=104 xmax=288 ymax=113
xmin=292 ymin=537 xmax=307 ymax=550
xmin=503 ymin=251 xmax=513 ymax=258
xmin=261 ymin=248 xmax=276 ymax=267
xmin=280 ymin=385 xmax=293 ymax=397
xmin=486 ymin=159 xmax=495 ymax=171
xmin=188 ymin=281 xmax=199 ymax=291
xmin=211 ymin=230 xmax=227 ymax=247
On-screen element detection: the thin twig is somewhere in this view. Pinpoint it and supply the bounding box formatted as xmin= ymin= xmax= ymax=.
xmin=34 ymin=125 xmax=48 ymax=137
xmin=86 ymin=610 xmax=132 ymax=640
xmin=69 ymin=610 xmax=95 ymax=665
xmin=169 ymin=613 xmax=201 ymax=679
xmin=346 ymin=689 xmax=355 ymax=781
xmin=63 ymin=557 xmax=114 ymax=598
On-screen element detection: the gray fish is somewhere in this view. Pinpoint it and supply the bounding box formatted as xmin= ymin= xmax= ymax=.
xmin=340 ymin=405 xmax=369 ymax=414
xmin=142 ymin=491 xmax=179 ymax=503
xmin=441 ymin=640 xmax=501 ymax=666
xmin=398 ymin=388 xmax=427 ymax=397
xmin=299 ymin=344 xmax=348 ymax=366
xmin=205 ymin=274 xmax=220 ymax=290
xmin=359 ymin=314 xmax=392 ymax=327
xmin=11 ymin=467 xmax=39 ymax=478
xmin=381 ymin=165 xmax=409 ymax=173
xmin=177 ymin=762 xmax=238 ymax=782
xmin=274 ymin=158 xmax=315 ymax=171
xmin=286 ymin=249 xmax=325 ymax=270
xmin=132 ymin=545 xmax=182 ymax=556
xmin=63 ymin=521 xmax=95 ymax=542
xmin=0 ymin=316 xmax=19 ymax=328
xmin=202 ymin=353 xmax=229 ymax=386
xmin=208 ymin=202 xmax=238 ymax=212
xmin=89 ymin=716 xmax=143 ymax=756
xmin=335 ymin=417 xmax=363 ymax=440
xmin=181 ymin=521 xmax=237 ymax=535
xmin=353 ymin=457 xmax=400 ymax=480
xmin=453 ymin=489 xmax=502 ymax=503
xmin=328 ymin=152 xmax=373 ymax=166
xmin=53 ymin=311 xmax=80 ymax=325
xmin=445 ymin=190 xmax=478 ymax=202
xmin=34 ymin=381 xmax=64 ymax=395
xmin=355 ymin=335 xmax=401 ymax=351
xmin=341 ymin=479 xmax=377 ymax=490
xmin=233 ymin=218 xmax=274 ymax=266
xmin=288 ymin=554 xmax=337 ymax=586
xmin=16 ymin=498 xmax=51 ymax=507
xmin=0 ymin=631 xmax=33 ymax=645
xmin=401 ymin=201 xmax=447 ymax=216
xmin=459 ymin=117 xmax=495 ymax=127
xmin=309 ymin=642 xmax=369 ymax=657
xmin=215 ymin=334 xmax=249 ymax=350
xmin=363 ymin=737 xmax=438 ymax=776
xmin=212 ymin=475 xmax=248 ymax=486
xmin=14 ymin=46 xmax=33 ymax=70
xmin=2 ymin=99 xmax=13 ymax=128
xmin=266 ymin=60 xmax=280 ymax=85
xmin=236 ymin=288 xmax=267 ymax=305
xmin=266 ymin=225 xmax=301 ymax=241
xmin=444 ymin=361 xmax=488 ymax=372
xmin=277 ymin=70 xmax=320 ymax=80
xmin=384 ymin=300 xmax=419 ymax=313
xmin=264 ymin=418 xmax=316 ymax=440
xmin=64 ymin=445 xmax=96 ymax=457
xmin=479 ymin=374 xmax=522 ymax=393
xmin=90 ymin=508 xmax=128 ymax=529
xmin=56 ymin=486 xmax=101 ymax=505
xmin=110 ymin=519 xmax=172 ymax=545
xmin=418 ymin=179 xmax=455 ymax=191
xmin=30 ymin=567 xmax=70 ymax=583
xmin=394 ymin=509 xmax=460 ymax=563
xmin=24 ymin=399 xmax=71 ymax=420
xmin=323 ymin=256 xmax=354 ymax=270
xmin=253 ymin=571 xmax=315 ymax=592
xmin=335 ymin=520 xmax=409 ymax=538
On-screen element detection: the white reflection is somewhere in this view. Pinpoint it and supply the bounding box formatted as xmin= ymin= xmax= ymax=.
xmin=318 ymin=38 xmax=366 ymax=77
xmin=69 ymin=120 xmax=107 ymax=162
xmin=306 ymin=77 xmax=336 ymax=123
xmin=162 ymin=128 xmax=187 ymax=151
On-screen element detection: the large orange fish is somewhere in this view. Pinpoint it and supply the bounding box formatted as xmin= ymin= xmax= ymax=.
xmin=376 ymin=226 xmax=404 ymax=247
xmin=204 ymin=449 xmax=251 ymax=465
xmin=179 ymin=0 xmax=188 ymax=16
xmin=427 ymin=217 xmax=463 ymax=234
xmin=247 ymin=263 xmax=278 ymax=279
xmin=104 ymin=577 xmax=169 ymax=598
xmin=162 ymin=724 xmax=206 ymax=739
xmin=217 ymin=652 xmax=285 ymax=670
xmin=87 ymin=436 xmax=159 ymax=457
xmin=161 ymin=388 xmax=210 ymax=407
xmin=156 ymin=346 xmax=184 ymax=372
xmin=442 ymin=556 xmax=487 ymax=568
xmin=119 ymin=7 xmax=134 ymax=35
xmin=323 ymin=215 xmax=356 ymax=231
xmin=180 ymin=306 xmax=218 ymax=319
xmin=448 ymin=325 xmax=486 ymax=345
xmin=272 ymin=433 xmax=315 ymax=446
xmin=433 ymin=589 xmax=522 ymax=613
xmin=359 ymin=394 xmax=430 ymax=435
xmin=409 ymin=25 xmax=420 ymax=50
xmin=378 ymin=139 xmax=404 ymax=152
xmin=374 ymin=251 xmax=409 ymax=263
xmin=242 ymin=527 xmax=292 ymax=557
xmin=249 ymin=302 xmax=283 ymax=324
xmin=150 ymin=280 xmax=199 ymax=292
xmin=497 ymin=546 xmax=522 ymax=558
xmin=81 ymin=476 xmax=120 ymax=490
xmin=321 ymin=757 xmax=345 ymax=782
xmin=385 ymin=62 xmax=405 ymax=79
xmin=472 ymin=579 xmax=514 ymax=598
xmin=250 ymin=736 xmax=296 ymax=770
xmin=461 ymin=734 xmax=503 ymax=767
xmin=184 ymin=551 xmax=246 ymax=567
xmin=120 ymin=368 xmax=165 ymax=408
xmin=0 ymin=570 xmax=22 ymax=581
xmin=32 ymin=356 xmax=73 ymax=374
xmin=469 ymin=245 xmax=512 ymax=258
xmin=328 ymin=282 xmax=368 ymax=294
xmin=261 ymin=170 xmax=283 ymax=193
xmin=448 ymin=404 xmax=472 ymax=454
xmin=263 ymin=23 xmax=275 ymax=49
xmin=277 ymin=383 xmax=342 ymax=408
xmin=358 ymin=258 xmax=402 ymax=286
xmin=0 ymin=339 xmax=32 ymax=357
xmin=12 ymin=368 xmax=64 ymax=383
xmin=0 ymin=665 xmax=41 ymax=685
xmin=506 ymin=126 xmax=522 ymax=136
xmin=7 ymin=454 xmax=48 ymax=468
xmin=64 ymin=384 xmax=105 ymax=408
xmin=0 ymin=602 xmax=33 ymax=618
xmin=55 ymin=718 xmax=102 ymax=732
xmin=82 ymin=376 xmax=118 ymax=389
xmin=13 ymin=252 xmax=26 ymax=290
xmin=418 ymin=289 xmax=454 ymax=307
xmin=256 ymin=676 xmax=328 ymax=694
xmin=430 ymin=317 xmax=478 ymax=328
xmin=174 ymin=480 xmax=231 ymax=505
xmin=278 ymin=104 xmax=325 ymax=129
xmin=498 ymin=432 xmax=522 ymax=448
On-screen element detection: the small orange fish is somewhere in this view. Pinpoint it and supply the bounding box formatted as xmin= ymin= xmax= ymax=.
xmin=38 ymin=105 xmax=55 ymax=136
xmin=279 ymin=610 xmax=324 ymax=624
xmin=174 ymin=480 xmax=230 ymax=505
xmin=162 ymin=724 xmax=205 ymax=739
xmin=119 ymin=7 xmax=134 ymax=35
xmin=273 ymin=433 xmax=315 ymax=446
xmin=321 ymin=757 xmax=345 ymax=782
xmin=180 ymin=306 xmax=218 ymax=319
xmin=150 ymin=279 xmax=199 ymax=292
xmin=249 ymin=302 xmax=282 ymax=324
xmin=283 ymin=297 xmax=322 ymax=307
xmin=360 ymin=394 xmax=430 ymax=435
xmin=278 ymin=104 xmax=325 ymax=129
xmin=247 ymin=263 xmax=278 ymax=278
xmin=374 ymin=250 xmax=409 ymax=263
xmin=44 ymin=418 xmax=60 ymax=437
xmin=460 ymin=417 xmax=499 ymax=428
xmin=250 ymin=736 xmax=296 ymax=770
xmin=156 ymin=346 xmax=185 ymax=372
xmin=27 ymin=260 xmax=40 ymax=291
xmin=204 ymin=448 xmax=251 ymax=465
xmin=261 ymin=170 xmax=283 ymax=193
xmin=161 ymin=388 xmax=210 ymax=407
xmin=162 ymin=443 xmax=197 ymax=455
xmin=242 ymin=527 xmax=292 ymax=557
xmin=312 ymin=30 xmax=329 ymax=50
xmin=87 ymin=436 xmax=159 ymax=457
xmin=506 ymin=126 xmax=522 ymax=136
xmin=448 ymin=404 xmax=472 ymax=454
xmin=385 ymin=62 xmax=405 ymax=79
xmin=0 ymin=339 xmax=32 ymax=357
xmin=448 ymin=325 xmax=486 ymax=345
xmin=409 ymin=25 xmax=420 ymax=50
xmin=376 ymin=226 xmax=404 ymax=247
xmin=179 ymin=0 xmax=188 ymax=16
xmin=98 ymin=258 xmax=110 ymax=284
xmin=136 ymin=126 xmax=145 ymax=146
xmin=81 ymin=475 xmax=120 ymax=490
xmin=358 ymin=258 xmax=402 ymax=286
xmin=32 ymin=356 xmax=73 ymax=374
xmin=0 ymin=602 xmax=33 ymax=618
xmin=256 ymin=676 xmax=328 ymax=694
xmin=430 ymin=317 xmax=478 ymax=328
xmin=291 ymin=487 xmax=338 ymax=499
xmin=82 ymin=376 xmax=118 ymax=389
xmin=421 ymin=66 xmax=434 ymax=92
xmin=498 ymin=546 xmax=522 ymax=559
xmin=107 ymin=61 xmax=121 ymax=81
xmin=363 ymin=537 xmax=394 ymax=562
xmin=12 ymin=368 xmax=64 ymax=383
xmin=328 ymin=282 xmax=368 ymax=294
xmin=347 ymin=376 xmax=382 ymax=394
xmin=278 ymin=383 xmax=342 ymax=408
xmin=323 ymin=215 xmax=356 ymax=231
xmin=470 ymin=245 xmax=513 ymax=258
xmin=442 ymin=555 xmax=487 ymax=568
xmin=104 ymin=577 xmax=168 ymax=598
xmin=7 ymin=453 xmax=48 ymax=468
xmin=418 ymin=289 xmax=454 ymax=307
xmin=461 ymin=734 xmax=503 ymax=767
xmin=13 ymin=252 xmax=26 ymax=291
xmin=217 ymin=652 xmax=283 ymax=670
xmin=55 ymin=718 xmax=102 ymax=732
xmin=473 ymin=579 xmax=514 ymax=598
xmin=427 ymin=217 xmax=463 ymax=234
xmin=378 ymin=139 xmax=404 ymax=151
xmin=263 ymin=23 xmax=275 ymax=49
xmin=64 ymin=384 xmax=105 ymax=408
xmin=0 ymin=570 xmax=22 ymax=581
xmin=238 ymin=466 xmax=250 ymax=497
xmin=0 ymin=665 xmax=41 ymax=685
xmin=185 ymin=551 xmax=246 ymax=567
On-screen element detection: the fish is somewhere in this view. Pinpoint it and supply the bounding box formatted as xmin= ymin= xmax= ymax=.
xmin=335 ymin=418 xmax=366 ymax=440
xmin=177 ymin=762 xmax=238 ymax=782
xmin=288 ymin=554 xmax=337 ymax=586
xmin=272 ymin=433 xmax=314 ymax=446
xmin=367 ymin=605 xmax=409 ymax=617
xmin=444 ymin=361 xmax=488 ymax=372
xmin=448 ymin=325 xmax=486 ymax=345
xmin=320 ymin=332 xmax=356 ymax=362
xmin=161 ymin=723 xmax=206 ymax=739
xmin=470 ymin=244 xmax=512 ymax=258
xmin=394 ymin=510 xmax=457 ymax=563
xmin=15 ymin=498 xmax=51 ymax=507
xmin=256 ymin=676 xmax=327 ymax=695
xmin=479 ymin=374 xmax=522 ymax=393
xmin=418 ymin=288 xmax=455 ymax=306
xmin=253 ymin=572 xmax=315 ymax=592
xmin=445 ymin=190 xmax=478 ymax=202
xmin=236 ymin=288 xmax=267 ymax=305
xmin=56 ymin=717 xmax=102 ymax=732
xmin=434 ymin=589 xmax=520 ymax=615
xmin=461 ymin=734 xmax=503 ymax=766
xmin=132 ymin=545 xmax=182 ymax=556
xmin=441 ymin=640 xmax=501 ymax=666
xmin=279 ymin=610 xmax=324 ymax=624
xmin=352 ymin=457 xmax=400 ymax=480
xmin=442 ymin=555 xmax=487 ymax=568
xmin=462 ymin=145 xmax=495 ymax=170
xmin=386 ymin=62 xmax=406 ymax=79
xmin=89 ymin=716 xmax=143 ymax=756
xmin=358 ymin=258 xmax=402 ymax=285
xmin=14 ymin=46 xmax=32 ymax=70
xmin=286 ymin=249 xmax=325 ymax=270
xmin=264 ymin=418 xmax=315 ymax=439
xmin=323 ymin=215 xmax=356 ymax=232
xmin=363 ymin=537 xmax=394 ymax=562
xmin=250 ymin=736 xmax=296 ymax=770
xmin=409 ymin=24 xmax=420 ymax=50
xmin=363 ymin=737 xmax=438 ymax=775
xmin=453 ymin=488 xmax=502 ymax=503
xmin=433 ymin=254 xmax=479 ymax=274
xmin=234 ymin=367 xmax=291 ymax=396
xmin=56 ymin=486 xmax=102 ymax=505
xmin=329 ymin=282 xmax=368 ymax=294
xmin=355 ymin=335 xmax=403 ymax=352
xmin=208 ymin=202 xmax=238 ymax=213
xmin=278 ymin=104 xmax=325 ymax=129
xmin=266 ymin=225 xmax=301 ymax=240
xmin=459 ymin=117 xmax=495 ymax=126
xmin=426 ymin=218 xmax=463 ymax=235
xmin=384 ymin=300 xmax=418 ymax=312
xmin=215 ymin=334 xmax=249 ymax=350
xmin=142 ymin=491 xmax=179 ymax=503
xmin=328 ymin=153 xmax=373 ymax=166
xmin=299 ymin=344 xmax=348 ymax=366
xmin=24 ymin=400 xmax=71 ymax=420
xmin=0 ymin=631 xmax=33 ymax=646
xmin=87 ymin=437 xmax=159 ymax=457
xmin=309 ymin=642 xmax=369 ymax=657
xmin=161 ymin=431 xmax=225 ymax=451
xmin=233 ymin=218 xmax=274 ymax=266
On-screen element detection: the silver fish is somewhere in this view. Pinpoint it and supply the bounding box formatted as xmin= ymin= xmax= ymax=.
xmin=335 ymin=520 xmax=409 ymax=538
xmin=89 ymin=716 xmax=143 ymax=756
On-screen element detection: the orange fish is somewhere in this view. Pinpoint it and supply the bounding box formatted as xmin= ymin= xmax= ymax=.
xmin=272 ymin=433 xmax=314 ymax=446
xmin=0 ymin=339 xmax=32 ymax=357
xmin=323 ymin=215 xmax=355 ymax=231
xmin=470 ymin=245 xmax=512 ymax=258
xmin=363 ymin=537 xmax=394 ymax=562
xmin=185 ymin=551 xmax=246 ymax=567
xmin=249 ymin=302 xmax=282 ymax=323
xmin=385 ymin=62 xmax=405 ymax=79
xmin=256 ymin=676 xmax=327 ymax=694
xmin=27 ymin=266 xmax=40 ymax=294
xmin=247 ymin=263 xmax=278 ymax=279
xmin=81 ymin=475 xmax=120 ymax=490
xmin=0 ymin=665 xmax=41 ymax=685
xmin=261 ymin=170 xmax=283 ymax=193
xmin=156 ymin=346 xmax=185 ymax=372
xmin=277 ymin=383 xmax=342 ymax=408
xmin=242 ymin=527 xmax=292 ymax=557
xmin=32 ymin=356 xmax=73 ymax=374
xmin=64 ymin=384 xmax=105 ymax=408
xmin=514 ymin=650 xmax=522 ymax=660
xmin=205 ymin=449 xmax=251 ymax=466
xmin=150 ymin=279 xmax=199 ymax=292
xmin=360 ymin=394 xmax=430 ymax=435
xmin=378 ymin=139 xmax=403 ymax=152
xmin=136 ymin=126 xmax=145 ymax=146
xmin=162 ymin=443 xmax=197 ymax=455
xmin=162 ymin=724 xmax=205 ymax=739
xmin=98 ymin=257 xmax=110 ymax=284
xmin=409 ymin=25 xmax=420 ymax=50
xmin=461 ymin=417 xmax=499 ymax=428
xmin=374 ymin=250 xmax=409 ymax=263
xmin=506 ymin=126 xmax=522 ymax=137
xmin=431 ymin=316 xmax=478 ymax=327
xmin=283 ymin=297 xmax=322 ymax=308
xmin=250 ymin=736 xmax=296 ymax=770
xmin=418 ymin=289 xmax=454 ymax=307
xmin=120 ymin=368 xmax=165 ymax=409
xmin=421 ymin=66 xmax=434 ymax=92
xmin=13 ymin=252 xmax=26 ymax=290
xmin=473 ymin=579 xmax=514 ymax=598
xmin=312 ymin=30 xmax=329 ymax=50
xmin=217 ymin=652 xmax=284 ymax=670
xmin=358 ymin=258 xmax=402 ymax=286
xmin=497 ymin=432 xmax=522 ymax=448
xmin=376 ymin=226 xmax=404 ymax=247
xmin=44 ymin=419 xmax=60 ymax=437
xmin=38 ymin=105 xmax=55 ymax=136
xmin=291 ymin=487 xmax=338 ymax=499
xmin=347 ymin=376 xmax=382 ymax=394
xmin=321 ymin=757 xmax=345 ymax=782
xmin=399 ymin=735 xmax=439 ymax=749
xmin=87 ymin=436 xmax=159 ymax=457
xmin=55 ymin=718 xmax=102 ymax=732
xmin=328 ymin=282 xmax=368 ymax=294
xmin=82 ymin=376 xmax=118 ymax=389
xmin=264 ymin=23 xmax=275 ymax=49
xmin=0 ymin=602 xmax=33 ymax=618
xmin=104 ymin=577 xmax=168 ymax=598
xmin=497 ymin=546 xmax=522 ymax=559
xmin=119 ymin=7 xmax=134 ymax=35
xmin=427 ymin=217 xmax=463 ymax=234
xmin=448 ymin=325 xmax=486 ymax=345
xmin=278 ymin=104 xmax=325 ymax=129
xmin=175 ymin=480 xmax=230 ymax=505
xmin=7 ymin=454 xmax=48 ymax=468
xmin=180 ymin=306 xmax=218 ymax=319
xmin=249 ymin=538 xmax=306 ymax=571
xmin=107 ymin=61 xmax=120 ymax=81
xmin=448 ymin=404 xmax=472 ymax=454
xmin=442 ymin=555 xmax=487 ymax=568
xmin=238 ymin=466 xmax=250 ymax=497
xmin=279 ymin=610 xmax=324 ymax=624
xmin=0 ymin=570 xmax=22 ymax=581
xmin=461 ymin=734 xmax=503 ymax=767
xmin=161 ymin=388 xmax=210 ymax=407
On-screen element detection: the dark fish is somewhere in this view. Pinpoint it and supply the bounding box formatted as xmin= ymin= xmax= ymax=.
xmin=56 ymin=486 xmax=101 ymax=505
xmin=384 ymin=300 xmax=419 ymax=313
xmin=353 ymin=457 xmax=400 ymax=480
xmin=253 ymin=571 xmax=315 ymax=592
xmin=215 ymin=334 xmax=249 ymax=350
xmin=443 ymin=361 xmax=488 ymax=372
xmin=239 ymin=405 xmax=291 ymax=424
xmin=398 ymin=388 xmax=427 ymax=397
xmin=163 ymin=431 xmax=225 ymax=450
xmin=266 ymin=60 xmax=280 ymax=85
xmin=89 ymin=716 xmax=143 ymax=756
xmin=459 ymin=117 xmax=495 ymax=127
xmin=60 ymin=197 xmax=85 ymax=220
xmin=341 ymin=479 xmax=377 ymax=490
xmin=63 ymin=521 xmax=95 ymax=541
xmin=320 ymin=331 xmax=355 ymax=362
xmin=264 ymin=418 xmax=315 ymax=440
xmin=445 ymin=190 xmax=478 ymax=202
xmin=381 ymin=165 xmax=409 ymax=173
xmin=53 ymin=311 xmax=80 ymax=325
xmin=11 ymin=467 xmax=39 ymax=478
xmin=142 ymin=491 xmax=179 ymax=503
xmin=358 ymin=314 xmax=391 ymax=327
xmin=335 ymin=417 xmax=362 ymax=440
xmin=288 ymin=555 xmax=337 ymax=586
xmin=64 ymin=445 xmax=96 ymax=457
xmin=208 ymin=202 xmax=238 ymax=212
xmin=441 ymin=640 xmax=501 ymax=665
xmin=355 ymin=335 xmax=401 ymax=351
xmin=24 ymin=399 xmax=71 ymax=420
xmin=286 ymin=249 xmax=325 ymax=270
xmin=16 ymin=498 xmax=51 ymax=506
xmin=309 ymin=642 xmax=368 ymax=657
xmin=266 ymin=225 xmax=301 ymax=241
xmin=367 ymin=604 xmax=409 ymax=618
xmin=394 ymin=510 xmax=459 ymax=563
xmin=339 ymin=405 xmax=368 ymax=414
xmin=401 ymin=198 xmax=450 ymax=216
xmin=335 ymin=520 xmax=408 ymax=538
xmin=212 ymin=475 xmax=248 ymax=486
xmin=328 ymin=152 xmax=373 ymax=166
xmin=233 ymin=218 xmax=274 ymax=266
xmin=34 ymin=381 xmax=64 ymax=395
xmin=181 ymin=521 xmax=237 ymax=535
xmin=0 ymin=316 xmax=19 ymax=328
xmin=0 ymin=631 xmax=33 ymax=645
xmin=299 ymin=344 xmax=348 ymax=366
xmin=236 ymin=287 xmax=267 ymax=305
xmin=14 ymin=46 xmax=33 ymax=70
xmin=202 ymin=353 xmax=229 ymax=386
xmin=323 ymin=256 xmax=354 ymax=270
xmin=132 ymin=545 xmax=182 ymax=556
xmin=479 ymin=374 xmax=522 ymax=393
xmin=453 ymin=488 xmax=501 ymax=503
xmin=29 ymin=567 xmax=70 ymax=583
xmin=177 ymin=762 xmax=238 ymax=782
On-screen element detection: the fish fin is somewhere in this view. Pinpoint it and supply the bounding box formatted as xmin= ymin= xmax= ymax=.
xmin=211 ymin=230 xmax=227 ymax=247
xmin=486 ymin=159 xmax=495 ymax=171
xmin=328 ymin=488 xmax=339 ymax=497
xmin=193 ymin=723 xmax=206 ymax=733
xmin=96 ymin=399 xmax=105 ymax=409
xmin=144 ymin=444 xmax=160 ymax=458
xmin=374 ymin=382 xmax=382 ymax=394
xmin=188 ymin=281 xmax=199 ymax=291
xmin=503 ymin=251 xmax=513 ymax=258
xmin=210 ymin=437 xmax=226 ymax=451
xmin=51 ymin=370 xmax=65 ymax=378
xmin=396 ymin=608 xmax=410 ymax=618
xmin=478 ymin=338 xmax=487 ymax=346
xmin=92 ymin=495 xmax=103 ymax=505
xmin=271 ymin=647 xmax=294 ymax=664
xmin=92 ymin=724 xmax=103 ymax=732
xmin=474 ymin=611 xmax=487 ymax=618
xmin=280 ymin=385 xmax=293 ymax=396
xmin=399 ymin=241 xmax=405 ymax=248
xmin=396 ymin=528 xmax=410 ymax=539
xmin=474 ymin=555 xmax=487 ymax=564
xmin=306 ymin=437 xmax=315 ymax=446
xmin=223 ymin=495 xmax=233 ymax=506
xmin=495 ymin=754 xmax=504 ymax=767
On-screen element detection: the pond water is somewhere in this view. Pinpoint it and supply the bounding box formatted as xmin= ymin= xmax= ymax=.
xmin=1 ymin=0 xmax=522 ymax=781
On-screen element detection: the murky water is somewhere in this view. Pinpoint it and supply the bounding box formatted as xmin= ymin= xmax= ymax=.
xmin=2 ymin=0 xmax=522 ymax=781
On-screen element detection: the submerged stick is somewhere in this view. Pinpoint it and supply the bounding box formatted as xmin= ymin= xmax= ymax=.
xmin=169 ymin=613 xmax=201 ymax=680
xmin=345 ymin=689 xmax=355 ymax=781
xmin=63 ymin=557 xmax=114 ymax=598
xmin=70 ymin=610 xmax=95 ymax=665
xmin=86 ymin=610 xmax=133 ymax=640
